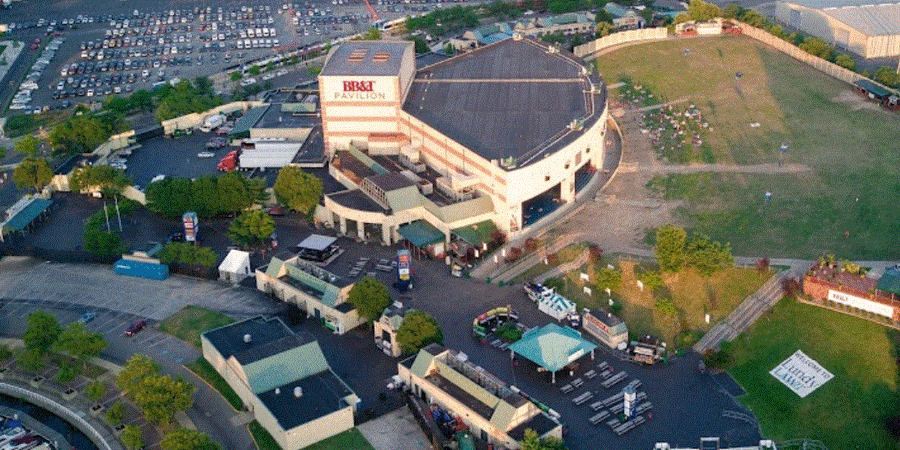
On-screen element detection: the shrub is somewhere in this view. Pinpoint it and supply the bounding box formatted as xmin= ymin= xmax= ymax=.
xmin=106 ymin=402 xmax=126 ymax=425
xmin=55 ymin=366 xmax=79 ymax=383
xmin=86 ymin=380 xmax=106 ymax=401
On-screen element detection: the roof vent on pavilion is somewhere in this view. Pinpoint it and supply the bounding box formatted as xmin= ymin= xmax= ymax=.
xmin=373 ymin=51 xmax=390 ymax=62
xmin=348 ymin=49 xmax=368 ymax=62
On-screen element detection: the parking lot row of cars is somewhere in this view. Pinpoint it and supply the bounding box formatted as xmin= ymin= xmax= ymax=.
xmin=11 ymin=38 xmax=65 ymax=112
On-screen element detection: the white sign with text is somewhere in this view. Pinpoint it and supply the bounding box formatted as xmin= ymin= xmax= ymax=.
xmin=769 ymin=350 xmax=833 ymax=398
xmin=827 ymin=289 xmax=893 ymax=318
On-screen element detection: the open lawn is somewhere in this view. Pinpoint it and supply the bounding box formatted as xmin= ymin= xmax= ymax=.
xmin=547 ymin=258 xmax=771 ymax=346
xmin=159 ymin=305 xmax=235 ymax=348
xmin=596 ymin=35 xmax=900 ymax=259
xmin=299 ymin=428 xmax=375 ymax=450
xmin=728 ymin=300 xmax=900 ymax=450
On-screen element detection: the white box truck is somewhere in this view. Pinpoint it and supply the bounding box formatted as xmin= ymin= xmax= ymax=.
xmin=200 ymin=114 xmax=226 ymax=133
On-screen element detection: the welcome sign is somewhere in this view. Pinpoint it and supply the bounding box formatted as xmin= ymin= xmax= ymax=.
xmin=769 ymin=350 xmax=833 ymax=398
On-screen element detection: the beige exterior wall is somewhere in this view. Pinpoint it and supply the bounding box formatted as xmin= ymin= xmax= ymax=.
xmin=255 ymin=269 xmax=364 ymax=334
xmin=249 ymin=127 xmax=311 ymax=141
xmin=775 ymin=1 xmax=900 ymax=58
xmin=373 ymin=319 xmax=402 ymax=357
xmin=200 ymin=336 xmax=355 ymax=450
xmin=397 ymin=363 xmax=522 ymax=449
xmin=250 ymin=390 xmax=355 ymax=450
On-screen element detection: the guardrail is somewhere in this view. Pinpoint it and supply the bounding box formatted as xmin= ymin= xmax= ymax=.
xmin=0 ymin=382 xmax=115 ymax=450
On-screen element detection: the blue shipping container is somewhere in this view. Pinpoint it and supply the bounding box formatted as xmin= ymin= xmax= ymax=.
xmin=114 ymin=259 xmax=169 ymax=280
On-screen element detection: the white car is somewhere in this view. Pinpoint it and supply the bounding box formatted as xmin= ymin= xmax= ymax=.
xmin=197 ymin=151 xmax=215 ymax=158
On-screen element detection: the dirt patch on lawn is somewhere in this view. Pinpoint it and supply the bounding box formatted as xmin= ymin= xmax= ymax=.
xmin=831 ymin=90 xmax=889 ymax=113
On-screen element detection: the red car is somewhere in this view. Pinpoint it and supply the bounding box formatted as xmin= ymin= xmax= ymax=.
xmin=125 ymin=320 xmax=146 ymax=336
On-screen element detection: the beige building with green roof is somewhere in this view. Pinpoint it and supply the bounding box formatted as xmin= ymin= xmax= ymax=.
xmin=398 ymin=345 xmax=562 ymax=448
xmin=255 ymin=254 xmax=364 ymax=334
xmin=201 ymin=316 xmax=359 ymax=450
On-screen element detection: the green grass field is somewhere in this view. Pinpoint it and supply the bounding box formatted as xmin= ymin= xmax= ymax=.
xmin=547 ymin=260 xmax=771 ymax=345
xmin=159 ymin=306 xmax=235 ymax=348
xmin=729 ymin=300 xmax=900 ymax=449
xmin=299 ymin=428 xmax=374 ymax=450
xmin=596 ymin=36 xmax=900 ymax=259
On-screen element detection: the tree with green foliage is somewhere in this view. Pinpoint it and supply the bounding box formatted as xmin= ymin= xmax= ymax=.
xmin=247 ymin=66 xmax=261 ymax=76
xmin=874 ymin=66 xmax=900 ymax=88
xmin=308 ymin=66 xmax=322 ymax=76
xmin=739 ymin=9 xmax=766 ymax=27
xmin=69 ymin=165 xmax=130 ymax=194
xmin=409 ymin=36 xmax=429 ymax=54
xmin=638 ymin=269 xmax=665 ymax=291
xmin=596 ymin=21 xmax=612 ymax=38
xmin=228 ymin=209 xmax=275 ymax=247
xmin=83 ymin=209 xmax=124 ymax=257
xmin=50 ymin=115 xmax=120 ymax=155
xmin=655 ymin=225 xmax=687 ymax=272
xmin=521 ymin=428 xmax=566 ymax=450
xmin=155 ymin=78 xmax=224 ymax=122
xmin=273 ymin=166 xmax=322 ymax=217
xmin=0 ymin=146 xmax=7 ymax=161
xmin=397 ymin=310 xmax=443 ymax=355
xmin=230 ymin=71 xmax=242 ymax=81
xmin=722 ymin=3 xmax=743 ymax=19
xmin=361 ymin=27 xmax=382 ymax=40
xmin=55 ymin=365 xmax=78 ymax=383
xmin=158 ymin=242 xmax=218 ymax=268
xmin=116 ymin=354 xmax=160 ymax=394
xmin=161 ymin=428 xmax=220 ymax=450
xmin=130 ymin=374 xmax=194 ymax=424
xmin=684 ymin=234 xmax=733 ymax=277
xmin=834 ymin=53 xmax=856 ymax=71
xmin=593 ymin=267 xmax=622 ymax=292
xmin=13 ymin=157 xmax=53 ymax=192
xmin=348 ymin=276 xmax=391 ymax=322
xmin=146 ymin=174 xmax=264 ymax=219
xmin=106 ymin=402 xmax=126 ymax=425
xmin=799 ymin=37 xmax=835 ymax=61
xmin=121 ymin=425 xmax=144 ymax=450
xmin=15 ymin=135 xmax=40 ymax=157
xmin=15 ymin=349 xmax=46 ymax=372
xmin=86 ymin=380 xmax=106 ymax=401
xmin=23 ymin=311 xmax=62 ymax=355
xmin=53 ymin=323 xmax=108 ymax=365
xmin=685 ymin=0 xmax=722 ymax=21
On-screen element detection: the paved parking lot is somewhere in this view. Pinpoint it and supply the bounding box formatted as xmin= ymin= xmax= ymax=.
xmin=125 ymin=131 xmax=233 ymax=188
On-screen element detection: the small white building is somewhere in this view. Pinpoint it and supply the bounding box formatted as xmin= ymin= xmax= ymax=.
xmin=219 ymin=249 xmax=251 ymax=284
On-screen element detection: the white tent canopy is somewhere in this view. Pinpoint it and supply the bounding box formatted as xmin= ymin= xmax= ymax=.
xmin=219 ymin=250 xmax=251 ymax=284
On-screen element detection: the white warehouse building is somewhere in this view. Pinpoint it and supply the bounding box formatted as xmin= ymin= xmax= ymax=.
xmin=775 ymin=0 xmax=900 ymax=58
xmin=316 ymin=37 xmax=609 ymax=245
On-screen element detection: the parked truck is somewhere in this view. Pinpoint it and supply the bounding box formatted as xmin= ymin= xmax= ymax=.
xmin=199 ymin=113 xmax=226 ymax=132
xmin=217 ymin=150 xmax=239 ymax=172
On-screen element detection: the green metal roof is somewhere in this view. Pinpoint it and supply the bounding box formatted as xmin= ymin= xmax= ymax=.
xmin=855 ymin=79 xmax=893 ymax=98
xmin=410 ymin=349 xmax=435 ymax=378
xmin=231 ymin=106 xmax=268 ymax=135
xmin=385 ymin=186 xmax=423 ymax=212
xmin=452 ymin=220 xmax=498 ymax=246
xmin=2 ymin=198 xmax=52 ymax=232
xmin=398 ymin=220 xmax=445 ymax=248
xmin=877 ymin=268 xmax=900 ymax=295
xmin=280 ymin=103 xmax=317 ymax=114
xmin=509 ymin=324 xmax=597 ymax=373
xmin=244 ymin=340 xmax=330 ymax=394
xmin=264 ymin=257 xmax=286 ymax=278
xmin=489 ymin=399 xmax=517 ymax=430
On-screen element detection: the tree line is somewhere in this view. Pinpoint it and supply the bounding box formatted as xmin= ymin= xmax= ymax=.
xmin=145 ymin=173 xmax=266 ymax=219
